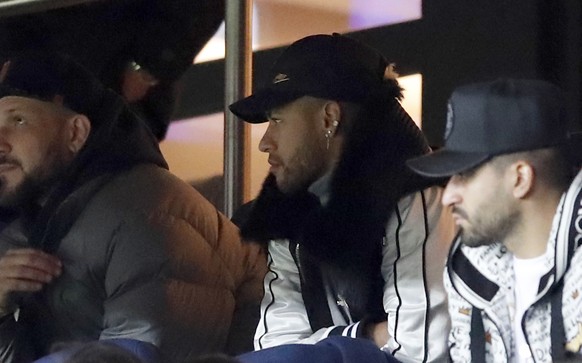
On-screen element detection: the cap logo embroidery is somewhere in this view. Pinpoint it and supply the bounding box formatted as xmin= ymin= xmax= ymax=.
xmin=444 ymin=101 xmax=454 ymax=141
xmin=272 ymin=73 xmax=290 ymax=84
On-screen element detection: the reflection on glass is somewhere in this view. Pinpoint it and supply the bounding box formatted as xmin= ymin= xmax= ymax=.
xmin=195 ymin=0 xmax=422 ymax=63
xmin=399 ymin=73 xmax=423 ymax=128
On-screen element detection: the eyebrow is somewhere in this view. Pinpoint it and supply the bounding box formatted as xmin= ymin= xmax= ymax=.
xmin=0 ymin=98 xmax=29 ymax=111
xmin=0 ymin=107 xmax=20 ymax=114
xmin=265 ymin=112 xmax=279 ymax=121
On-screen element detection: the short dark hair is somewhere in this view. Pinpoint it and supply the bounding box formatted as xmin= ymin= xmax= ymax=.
xmin=336 ymin=101 xmax=360 ymax=136
xmin=490 ymin=146 xmax=574 ymax=192
xmin=334 ymin=77 xmax=404 ymax=138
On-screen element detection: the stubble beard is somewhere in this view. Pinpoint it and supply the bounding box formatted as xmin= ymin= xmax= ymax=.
xmin=0 ymin=147 xmax=70 ymax=210
xmin=460 ymin=208 xmax=520 ymax=248
xmin=277 ymin=139 xmax=328 ymax=195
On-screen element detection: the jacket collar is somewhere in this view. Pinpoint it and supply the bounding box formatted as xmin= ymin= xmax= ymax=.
xmin=448 ymin=169 xmax=582 ymax=307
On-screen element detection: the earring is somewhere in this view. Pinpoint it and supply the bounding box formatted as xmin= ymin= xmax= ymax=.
xmin=325 ymin=129 xmax=333 ymax=150
xmin=325 ymin=121 xmax=339 ymax=150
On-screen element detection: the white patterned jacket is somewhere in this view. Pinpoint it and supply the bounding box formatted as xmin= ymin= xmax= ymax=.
xmin=446 ymin=170 xmax=582 ymax=363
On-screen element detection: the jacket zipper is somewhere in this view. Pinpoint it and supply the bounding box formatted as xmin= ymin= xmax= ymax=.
xmin=336 ymin=295 xmax=353 ymax=323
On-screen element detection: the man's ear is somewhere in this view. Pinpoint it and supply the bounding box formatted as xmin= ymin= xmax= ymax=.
xmin=66 ymin=114 xmax=91 ymax=154
xmin=511 ymin=161 xmax=535 ymax=199
xmin=322 ymin=101 xmax=341 ymax=131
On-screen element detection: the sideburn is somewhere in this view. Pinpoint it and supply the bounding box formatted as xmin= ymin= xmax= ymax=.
xmin=15 ymin=146 xmax=72 ymax=232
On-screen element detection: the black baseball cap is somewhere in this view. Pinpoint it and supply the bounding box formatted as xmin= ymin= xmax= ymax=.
xmin=229 ymin=33 xmax=391 ymax=123
xmin=0 ymin=52 xmax=112 ymax=127
xmin=407 ymin=78 xmax=575 ymax=177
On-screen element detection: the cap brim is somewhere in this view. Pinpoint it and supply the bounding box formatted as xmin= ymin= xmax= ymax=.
xmin=406 ymin=149 xmax=491 ymax=178
xmin=229 ymin=89 xmax=302 ymax=123
xmin=0 ymin=84 xmax=33 ymax=99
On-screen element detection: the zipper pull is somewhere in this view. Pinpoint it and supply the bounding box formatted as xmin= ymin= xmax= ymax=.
xmin=336 ymin=296 xmax=353 ymax=323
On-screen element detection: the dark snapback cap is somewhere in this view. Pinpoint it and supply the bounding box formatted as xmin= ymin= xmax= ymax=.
xmin=407 ymin=78 xmax=574 ymax=177
xmin=0 ymin=52 xmax=110 ymax=126
xmin=229 ymin=33 xmax=390 ymax=123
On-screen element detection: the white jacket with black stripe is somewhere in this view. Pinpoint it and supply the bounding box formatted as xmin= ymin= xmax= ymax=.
xmin=254 ymin=186 xmax=455 ymax=363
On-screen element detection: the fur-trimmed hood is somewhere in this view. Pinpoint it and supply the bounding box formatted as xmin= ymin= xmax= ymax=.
xmin=240 ymin=80 xmax=442 ymax=322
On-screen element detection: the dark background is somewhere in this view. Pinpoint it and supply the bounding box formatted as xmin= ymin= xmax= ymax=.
xmin=174 ymin=0 xmax=581 ymax=147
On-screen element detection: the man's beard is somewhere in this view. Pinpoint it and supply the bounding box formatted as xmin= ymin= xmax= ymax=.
xmin=277 ymin=140 xmax=327 ymax=195
xmin=460 ymin=208 xmax=520 ymax=248
xmin=0 ymin=150 xmax=70 ymax=211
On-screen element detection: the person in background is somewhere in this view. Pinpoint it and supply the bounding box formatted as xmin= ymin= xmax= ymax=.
xmin=33 ymin=339 xmax=157 ymax=363
xmin=0 ymin=52 xmax=265 ymax=363
xmin=183 ymin=352 xmax=242 ymax=363
xmin=229 ymin=33 xmax=455 ymax=362
xmin=237 ymin=336 xmax=396 ymax=363
xmin=63 ymin=342 xmax=143 ymax=363
xmin=407 ymin=78 xmax=582 ymax=362
xmin=0 ymin=0 xmax=225 ymax=141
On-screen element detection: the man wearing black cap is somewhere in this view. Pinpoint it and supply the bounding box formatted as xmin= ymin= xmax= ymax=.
xmin=229 ymin=33 xmax=455 ymax=362
xmin=0 ymin=53 xmax=265 ymax=363
xmin=407 ymin=78 xmax=582 ymax=362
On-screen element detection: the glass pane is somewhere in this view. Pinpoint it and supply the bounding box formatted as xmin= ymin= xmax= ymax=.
xmin=399 ymin=73 xmax=423 ymax=128
xmin=195 ymin=0 xmax=422 ymax=62
xmin=160 ymin=114 xmax=268 ymax=207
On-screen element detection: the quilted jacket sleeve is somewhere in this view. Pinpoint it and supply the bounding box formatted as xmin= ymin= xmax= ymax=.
xmin=0 ymin=222 xmax=35 ymax=363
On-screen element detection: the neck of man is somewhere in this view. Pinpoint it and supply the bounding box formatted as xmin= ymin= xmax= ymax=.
xmin=307 ymin=136 xmax=343 ymax=204
xmin=505 ymin=189 xmax=564 ymax=259
xmin=308 ymin=168 xmax=335 ymax=206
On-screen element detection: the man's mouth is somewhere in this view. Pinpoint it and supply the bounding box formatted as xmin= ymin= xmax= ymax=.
xmin=0 ymin=163 xmax=18 ymax=173
xmin=267 ymin=157 xmax=281 ymax=173
xmin=451 ymin=207 xmax=469 ymax=225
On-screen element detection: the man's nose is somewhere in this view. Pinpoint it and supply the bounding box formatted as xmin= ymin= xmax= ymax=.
xmin=442 ymin=176 xmax=463 ymax=207
xmin=0 ymin=128 xmax=12 ymax=156
xmin=258 ymin=126 xmax=275 ymax=153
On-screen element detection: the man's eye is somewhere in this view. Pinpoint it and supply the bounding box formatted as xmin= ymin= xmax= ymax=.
xmin=458 ymin=168 xmax=477 ymax=180
xmin=14 ymin=116 xmax=26 ymax=125
xmin=270 ymin=118 xmax=282 ymax=124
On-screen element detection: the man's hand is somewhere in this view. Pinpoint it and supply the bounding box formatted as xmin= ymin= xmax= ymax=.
xmin=366 ymin=321 xmax=389 ymax=348
xmin=0 ymin=249 xmax=62 ymax=316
